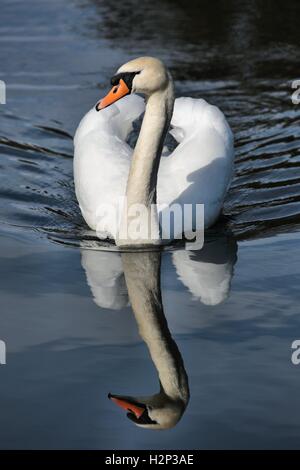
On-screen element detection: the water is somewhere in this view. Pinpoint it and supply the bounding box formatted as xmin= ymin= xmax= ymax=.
xmin=0 ymin=0 xmax=300 ymax=449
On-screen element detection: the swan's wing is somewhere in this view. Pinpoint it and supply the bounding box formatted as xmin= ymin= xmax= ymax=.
xmin=74 ymin=94 xmax=145 ymax=145
xmin=158 ymin=97 xmax=234 ymax=228
xmin=74 ymin=95 xmax=145 ymax=236
xmin=170 ymin=97 xmax=233 ymax=149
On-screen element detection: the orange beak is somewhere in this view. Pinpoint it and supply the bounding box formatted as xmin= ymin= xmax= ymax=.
xmin=96 ymin=79 xmax=130 ymax=111
xmin=108 ymin=393 xmax=145 ymax=419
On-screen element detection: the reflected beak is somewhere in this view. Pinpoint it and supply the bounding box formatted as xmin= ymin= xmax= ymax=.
xmin=108 ymin=393 xmax=145 ymax=419
xmin=96 ymin=79 xmax=130 ymax=111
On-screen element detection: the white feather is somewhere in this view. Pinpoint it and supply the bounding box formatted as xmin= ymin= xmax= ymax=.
xmin=74 ymin=94 xmax=234 ymax=239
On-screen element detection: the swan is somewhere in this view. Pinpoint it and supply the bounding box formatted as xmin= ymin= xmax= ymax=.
xmin=74 ymin=57 xmax=234 ymax=246
xmin=109 ymin=251 xmax=189 ymax=429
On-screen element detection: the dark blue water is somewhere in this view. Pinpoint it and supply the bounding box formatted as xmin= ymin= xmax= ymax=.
xmin=0 ymin=0 xmax=300 ymax=449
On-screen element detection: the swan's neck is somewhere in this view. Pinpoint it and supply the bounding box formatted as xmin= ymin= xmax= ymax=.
xmin=122 ymin=252 xmax=189 ymax=403
xmin=118 ymin=80 xmax=174 ymax=245
xmin=128 ymin=81 xmax=174 ymax=206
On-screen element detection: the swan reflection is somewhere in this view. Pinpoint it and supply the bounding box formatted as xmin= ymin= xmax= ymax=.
xmin=109 ymin=251 xmax=189 ymax=429
xmin=80 ymin=234 xmax=237 ymax=429
xmin=81 ymin=250 xmax=128 ymax=309
xmin=81 ymin=234 xmax=237 ymax=309
xmin=172 ymin=234 xmax=237 ymax=305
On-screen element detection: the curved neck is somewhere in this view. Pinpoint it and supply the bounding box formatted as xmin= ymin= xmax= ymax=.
xmin=121 ymin=251 xmax=189 ymax=403
xmin=118 ymin=81 xmax=174 ymax=245
xmin=127 ymin=81 xmax=174 ymax=206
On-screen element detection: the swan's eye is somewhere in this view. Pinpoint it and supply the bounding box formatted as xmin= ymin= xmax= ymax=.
xmin=110 ymin=71 xmax=141 ymax=91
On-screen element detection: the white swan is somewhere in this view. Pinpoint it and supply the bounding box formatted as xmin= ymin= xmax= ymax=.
xmin=74 ymin=57 xmax=234 ymax=245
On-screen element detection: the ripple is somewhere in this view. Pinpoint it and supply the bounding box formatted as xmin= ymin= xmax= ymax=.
xmin=1 ymin=82 xmax=300 ymax=249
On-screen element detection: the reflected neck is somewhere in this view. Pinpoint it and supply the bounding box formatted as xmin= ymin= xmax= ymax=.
xmin=122 ymin=252 xmax=189 ymax=403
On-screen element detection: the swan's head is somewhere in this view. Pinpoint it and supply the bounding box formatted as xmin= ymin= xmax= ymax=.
xmin=96 ymin=57 xmax=170 ymax=111
xmin=108 ymin=392 xmax=186 ymax=430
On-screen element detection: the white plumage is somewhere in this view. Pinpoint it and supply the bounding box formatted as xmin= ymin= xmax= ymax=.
xmin=74 ymin=94 xmax=233 ymax=239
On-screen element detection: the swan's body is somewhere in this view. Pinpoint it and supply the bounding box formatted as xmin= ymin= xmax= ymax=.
xmin=74 ymin=57 xmax=234 ymax=245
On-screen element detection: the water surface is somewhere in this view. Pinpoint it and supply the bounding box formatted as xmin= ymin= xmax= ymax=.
xmin=0 ymin=0 xmax=300 ymax=449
